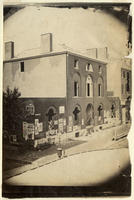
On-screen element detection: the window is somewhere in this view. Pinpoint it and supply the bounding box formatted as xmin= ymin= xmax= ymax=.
xmin=98 ymin=84 xmax=102 ymax=96
xmin=20 ymin=61 xmax=24 ymax=72
xmin=74 ymin=60 xmax=79 ymax=69
xmin=97 ymin=77 xmax=103 ymax=97
xmin=87 ymin=83 xmax=90 ymax=96
xmin=99 ymin=65 xmax=102 ymax=74
xmin=86 ymin=63 xmax=93 ymax=72
xmin=86 ymin=75 xmax=93 ymax=97
xmin=73 ymin=72 xmax=81 ymax=97
xmin=26 ymin=104 xmax=35 ymax=115
xmin=74 ymin=81 xmax=79 ymax=96
xmin=126 ymin=72 xmax=130 ymax=92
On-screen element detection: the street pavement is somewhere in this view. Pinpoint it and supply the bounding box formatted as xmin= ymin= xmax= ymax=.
xmin=5 ymin=147 xmax=130 ymax=186
xmin=3 ymin=124 xmax=130 ymax=180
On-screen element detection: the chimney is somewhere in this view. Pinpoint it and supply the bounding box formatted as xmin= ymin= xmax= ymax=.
xmin=40 ymin=33 xmax=52 ymax=54
xmin=5 ymin=41 xmax=14 ymax=60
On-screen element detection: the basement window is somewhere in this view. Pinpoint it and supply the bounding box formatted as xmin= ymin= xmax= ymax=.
xmin=20 ymin=61 xmax=24 ymax=72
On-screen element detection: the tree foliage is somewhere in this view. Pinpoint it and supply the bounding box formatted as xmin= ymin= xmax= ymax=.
xmin=3 ymin=87 xmax=25 ymax=136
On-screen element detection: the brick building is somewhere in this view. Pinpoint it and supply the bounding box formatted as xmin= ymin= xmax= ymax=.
xmin=3 ymin=34 xmax=121 ymax=145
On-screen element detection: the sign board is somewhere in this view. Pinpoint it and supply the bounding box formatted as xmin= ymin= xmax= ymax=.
xmin=82 ymin=118 xmax=84 ymax=125
xmin=67 ymin=126 xmax=72 ymax=132
xmin=68 ymin=116 xmax=73 ymax=126
xmin=27 ymin=123 xmax=34 ymax=135
xmin=35 ymin=126 xmax=39 ymax=135
xmin=73 ymin=125 xmax=78 ymax=131
xmin=35 ymin=119 xmax=39 ymax=125
xmin=38 ymin=122 xmax=43 ymax=132
xmin=59 ymin=124 xmax=64 ymax=132
xmin=49 ymin=129 xmax=56 ymax=136
xmin=98 ymin=116 xmax=102 ymax=121
xmin=63 ymin=118 xmax=66 ymax=126
xmin=58 ymin=118 xmax=64 ymax=132
xmin=54 ymin=120 xmax=58 ymax=125
xmin=116 ymin=110 xmax=120 ymax=118
xmin=59 ymin=106 xmax=65 ymax=114
xmin=23 ymin=122 xmax=28 ymax=138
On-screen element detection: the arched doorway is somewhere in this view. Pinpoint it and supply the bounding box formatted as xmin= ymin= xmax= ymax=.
xmin=86 ymin=104 xmax=94 ymax=126
xmin=46 ymin=106 xmax=57 ymax=131
xmin=97 ymin=104 xmax=104 ymax=125
xmin=73 ymin=104 xmax=81 ymax=126
xmin=111 ymin=103 xmax=116 ymax=118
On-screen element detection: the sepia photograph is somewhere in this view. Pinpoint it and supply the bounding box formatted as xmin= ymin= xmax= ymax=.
xmin=2 ymin=1 xmax=132 ymax=198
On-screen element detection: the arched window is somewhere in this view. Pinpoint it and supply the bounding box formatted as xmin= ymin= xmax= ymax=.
xmin=86 ymin=75 xmax=93 ymax=97
xmin=74 ymin=81 xmax=79 ymax=96
xmin=97 ymin=77 xmax=103 ymax=97
xmin=73 ymin=73 xmax=81 ymax=97
xmin=86 ymin=63 xmax=93 ymax=72
xmin=99 ymin=65 xmax=102 ymax=74
xmin=74 ymin=60 xmax=79 ymax=69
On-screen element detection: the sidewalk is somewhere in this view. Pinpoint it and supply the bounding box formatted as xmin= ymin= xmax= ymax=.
xmin=3 ymin=124 xmax=130 ymax=180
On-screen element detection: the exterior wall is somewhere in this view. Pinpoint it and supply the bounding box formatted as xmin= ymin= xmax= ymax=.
xmin=66 ymin=53 xmax=108 ymax=128
xmin=3 ymin=54 xmax=66 ymax=98
xmin=121 ymin=68 xmax=131 ymax=101
xmin=22 ymin=98 xmax=66 ymax=136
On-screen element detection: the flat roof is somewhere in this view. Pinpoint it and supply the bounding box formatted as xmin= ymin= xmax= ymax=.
xmin=3 ymin=50 xmax=107 ymax=64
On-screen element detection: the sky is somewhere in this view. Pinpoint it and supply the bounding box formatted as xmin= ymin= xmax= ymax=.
xmin=3 ymin=4 xmax=131 ymax=97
